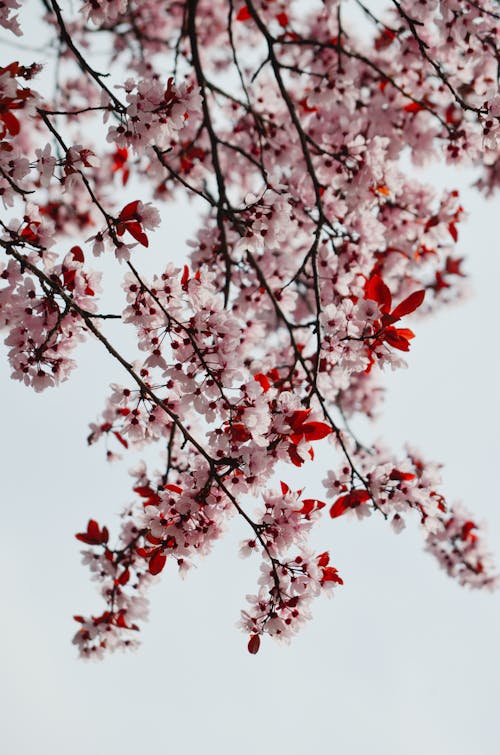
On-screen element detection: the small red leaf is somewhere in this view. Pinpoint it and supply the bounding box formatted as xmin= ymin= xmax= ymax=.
xmin=248 ymin=634 xmax=261 ymax=654
xmin=116 ymin=612 xmax=129 ymax=628
xmin=119 ymin=200 xmax=140 ymax=221
xmin=301 ymin=498 xmax=327 ymax=515
xmin=75 ymin=519 xmax=108 ymax=545
xmin=347 ymin=490 xmax=371 ymax=506
xmin=288 ymin=444 xmax=305 ymax=467
xmin=2 ymin=111 xmax=20 ymax=136
xmin=329 ymin=497 xmax=348 ymax=518
xmin=113 ymin=431 xmax=129 ymax=449
xmin=236 ymin=5 xmax=251 ymax=21
xmin=254 ymin=373 xmax=271 ymax=392
xmin=448 ymin=222 xmax=458 ymax=242
xmin=445 ymin=256 xmax=464 ymax=276
xmin=116 ymin=568 xmax=130 ymax=586
xmin=382 ymin=327 xmax=414 ymax=351
xmin=164 ymin=483 xmax=182 ymax=494
xmin=365 ymin=274 xmax=392 ymax=312
xmin=230 ymin=423 xmax=252 ymax=443
xmin=297 ymin=421 xmax=332 ymax=442
xmin=394 ymin=327 xmax=415 ymax=340
xmin=149 ymin=551 xmax=167 ymax=575
xmin=87 ymin=519 xmax=100 ymax=540
xmin=280 ymin=480 xmax=290 ymax=495
xmin=288 ymin=409 xmax=311 ymax=431
xmin=374 ymin=28 xmax=396 ymax=51
xmin=321 ymin=566 xmax=343 ymax=585
xmin=276 ymin=11 xmax=289 ymax=26
xmin=70 ymin=245 xmax=84 ymax=262
xmin=62 ymin=268 xmax=76 ymax=289
xmin=134 ymin=485 xmax=156 ymax=498
xmin=391 ymin=289 xmax=425 ymax=320
xmin=390 ymin=469 xmax=416 ymax=482
xmin=330 ymin=490 xmax=370 ymax=518
xmin=403 ymin=101 xmax=425 ymax=113
xmin=461 ymin=521 xmax=477 ymax=542
xmin=124 ymin=220 xmax=149 ymax=247
xmin=317 ymin=552 xmax=330 ymax=567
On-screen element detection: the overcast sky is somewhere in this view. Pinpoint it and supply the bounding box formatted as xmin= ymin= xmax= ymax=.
xmin=1 ymin=3 xmax=499 ymax=754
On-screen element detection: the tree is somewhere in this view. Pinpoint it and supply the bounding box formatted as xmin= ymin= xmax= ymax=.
xmin=0 ymin=0 xmax=498 ymax=658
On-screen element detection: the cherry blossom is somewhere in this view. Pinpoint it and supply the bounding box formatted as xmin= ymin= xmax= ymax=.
xmin=0 ymin=0 xmax=498 ymax=657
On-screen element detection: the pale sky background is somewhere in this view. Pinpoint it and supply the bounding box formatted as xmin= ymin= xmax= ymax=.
xmin=1 ymin=2 xmax=499 ymax=754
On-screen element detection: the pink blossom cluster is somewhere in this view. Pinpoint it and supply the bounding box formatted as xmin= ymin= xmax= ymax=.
xmin=107 ymin=76 xmax=202 ymax=154
xmin=0 ymin=0 xmax=20 ymax=36
xmin=0 ymin=0 xmax=498 ymax=656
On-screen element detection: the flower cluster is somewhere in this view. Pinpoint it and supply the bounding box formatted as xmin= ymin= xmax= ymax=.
xmin=107 ymin=76 xmax=202 ymax=153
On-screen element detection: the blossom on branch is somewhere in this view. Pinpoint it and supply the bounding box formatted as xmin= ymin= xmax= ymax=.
xmin=0 ymin=0 xmax=498 ymax=657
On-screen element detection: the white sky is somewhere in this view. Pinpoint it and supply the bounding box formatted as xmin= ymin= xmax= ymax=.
xmin=1 ymin=3 xmax=499 ymax=754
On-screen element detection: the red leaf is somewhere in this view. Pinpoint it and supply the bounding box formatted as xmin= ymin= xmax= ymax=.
xmin=393 ymin=327 xmax=414 ymax=341
xmin=288 ymin=444 xmax=305 ymax=467
xmin=347 ymin=490 xmax=371 ymax=506
xmin=288 ymin=409 xmax=311 ymax=431
xmin=70 ymin=245 xmax=84 ymax=262
xmin=62 ymin=268 xmax=76 ymax=290
xmin=1 ymin=110 xmax=20 ymax=136
xmin=382 ymin=328 xmax=411 ymax=351
xmin=124 ymin=220 xmax=149 ymax=247
xmin=134 ymin=484 xmax=160 ymax=507
xmin=164 ymin=483 xmax=183 ymax=494
xmin=88 ymin=519 xmax=100 ymax=540
xmin=149 ymin=551 xmax=167 ymax=575
xmin=301 ymin=498 xmax=327 ymax=515
xmin=181 ymin=265 xmax=189 ymax=287
xmin=119 ymin=200 xmax=140 ymax=221
xmin=321 ymin=566 xmax=343 ymax=585
xmin=236 ymin=5 xmax=251 ymax=21
xmin=276 ymin=11 xmax=288 ymax=26
xmin=329 ymin=497 xmax=348 ymax=518
xmin=116 ymin=568 xmax=130 ymax=586
xmin=461 ymin=521 xmax=477 ymax=542
xmin=389 ymin=469 xmax=416 ymax=482
xmin=390 ymin=289 xmax=425 ymax=320
xmin=403 ymin=101 xmax=425 ymax=113
xmin=330 ymin=490 xmax=370 ymax=518
xmin=113 ymin=430 xmax=129 ymax=449
xmin=280 ymin=480 xmax=290 ymax=495
xmin=374 ymin=28 xmax=396 ymax=51
xmin=448 ymin=222 xmax=458 ymax=242
xmin=254 ymin=373 xmax=271 ymax=392
xmin=230 ymin=423 xmax=251 ymax=443
xmin=297 ymin=421 xmax=332 ymax=442
xmin=75 ymin=519 xmax=109 ymax=545
xmin=382 ymin=326 xmax=415 ymax=351
xmin=317 ymin=551 xmax=330 ymax=567
xmin=445 ymin=256 xmax=464 ymax=276
xmin=365 ymin=274 xmax=392 ymax=312
xmin=248 ymin=634 xmax=261 ymax=654
xmin=116 ymin=613 xmax=128 ymax=628
xmin=0 ymin=62 xmax=20 ymax=77
xmin=134 ymin=485 xmax=156 ymax=498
